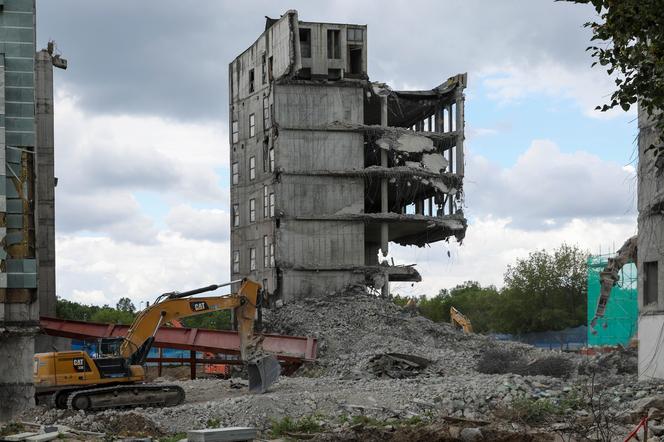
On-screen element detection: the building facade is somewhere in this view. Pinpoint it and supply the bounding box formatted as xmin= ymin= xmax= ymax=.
xmin=637 ymin=106 xmax=664 ymax=379
xmin=0 ymin=0 xmax=62 ymax=419
xmin=0 ymin=0 xmax=40 ymax=420
xmin=229 ymin=10 xmax=466 ymax=301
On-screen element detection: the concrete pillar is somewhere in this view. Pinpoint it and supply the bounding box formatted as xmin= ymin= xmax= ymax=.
xmin=380 ymin=96 xmax=389 ymax=297
xmin=34 ymin=47 xmax=66 ymax=353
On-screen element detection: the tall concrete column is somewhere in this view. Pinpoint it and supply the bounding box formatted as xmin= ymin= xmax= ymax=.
xmin=34 ymin=46 xmax=66 ymax=353
xmin=380 ymin=96 xmax=389 ymax=297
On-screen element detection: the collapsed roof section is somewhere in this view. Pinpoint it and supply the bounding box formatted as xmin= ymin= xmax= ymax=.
xmin=366 ymin=75 xmax=467 ymax=128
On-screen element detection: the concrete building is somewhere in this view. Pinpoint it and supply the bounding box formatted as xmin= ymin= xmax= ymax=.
xmin=637 ymin=106 xmax=664 ymax=379
xmin=34 ymin=42 xmax=65 ymax=353
xmin=229 ymin=10 xmax=466 ymax=301
xmin=0 ymin=0 xmax=40 ymax=420
xmin=0 ymin=1 xmax=62 ymax=418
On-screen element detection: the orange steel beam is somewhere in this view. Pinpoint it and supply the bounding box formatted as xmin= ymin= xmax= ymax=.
xmin=40 ymin=316 xmax=317 ymax=363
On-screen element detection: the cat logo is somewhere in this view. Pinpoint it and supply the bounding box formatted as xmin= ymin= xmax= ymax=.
xmin=72 ymin=357 xmax=88 ymax=372
xmin=190 ymin=301 xmax=209 ymax=312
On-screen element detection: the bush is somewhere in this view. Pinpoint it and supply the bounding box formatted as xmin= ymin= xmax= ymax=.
xmin=476 ymin=348 xmax=525 ymax=375
xmin=497 ymin=397 xmax=562 ymax=424
xmin=477 ymin=349 xmax=573 ymax=378
xmin=270 ymin=415 xmax=322 ymax=436
xmin=522 ymin=356 xmax=574 ymax=378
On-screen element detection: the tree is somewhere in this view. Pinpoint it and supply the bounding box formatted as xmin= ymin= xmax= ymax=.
xmin=499 ymin=244 xmax=588 ymax=333
xmin=565 ymin=0 xmax=664 ymax=160
xmin=116 ymin=297 xmax=136 ymax=313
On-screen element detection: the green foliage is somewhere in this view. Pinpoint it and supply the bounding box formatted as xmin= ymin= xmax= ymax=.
xmin=270 ymin=415 xmax=322 ymax=436
xmin=181 ymin=311 xmax=232 ymax=330
xmin=56 ymin=297 xmax=136 ymax=324
xmin=565 ymin=0 xmax=664 ymax=160
xmin=500 ymin=397 xmax=563 ymax=424
xmin=206 ymin=418 xmax=221 ymax=428
xmin=393 ymin=244 xmax=588 ymax=335
xmin=116 ymin=297 xmax=136 ymax=313
xmin=56 ymin=297 xmax=232 ymax=330
xmin=0 ymin=422 xmax=25 ymax=437
xmin=500 ymin=243 xmax=587 ymax=333
xmin=158 ymin=433 xmax=187 ymax=442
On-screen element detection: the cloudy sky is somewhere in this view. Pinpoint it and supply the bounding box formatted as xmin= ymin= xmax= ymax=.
xmin=36 ymin=1 xmax=638 ymax=306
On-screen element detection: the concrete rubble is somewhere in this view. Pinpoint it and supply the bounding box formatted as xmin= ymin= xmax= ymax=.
xmin=11 ymin=290 xmax=662 ymax=440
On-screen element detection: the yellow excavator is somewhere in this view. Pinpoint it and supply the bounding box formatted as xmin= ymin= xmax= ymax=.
xmin=33 ymin=279 xmax=280 ymax=411
xmin=450 ymin=306 xmax=473 ymax=333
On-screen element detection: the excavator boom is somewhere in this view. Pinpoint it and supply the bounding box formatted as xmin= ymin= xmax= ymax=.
xmin=34 ymin=278 xmax=280 ymax=411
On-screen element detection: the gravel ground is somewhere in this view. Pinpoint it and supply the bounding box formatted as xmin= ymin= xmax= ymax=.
xmin=17 ymin=291 xmax=651 ymax=439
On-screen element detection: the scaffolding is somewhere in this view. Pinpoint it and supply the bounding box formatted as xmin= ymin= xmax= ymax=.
xmin=587 ymin=254 xmax=638 ymax=346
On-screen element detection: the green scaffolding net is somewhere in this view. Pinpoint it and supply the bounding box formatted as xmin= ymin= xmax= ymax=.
xmin=587 ymin=255 xmax=638 ymax=346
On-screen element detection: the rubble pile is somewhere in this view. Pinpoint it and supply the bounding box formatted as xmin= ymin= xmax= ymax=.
xmin=16 ymin=292 xmax=658 ymax=440
xmin=263 ymin=290 xmax=549 ymax=378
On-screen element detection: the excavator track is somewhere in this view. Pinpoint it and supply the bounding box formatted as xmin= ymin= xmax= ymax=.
xmin=65 ymin=384 xmax=185 ymax=411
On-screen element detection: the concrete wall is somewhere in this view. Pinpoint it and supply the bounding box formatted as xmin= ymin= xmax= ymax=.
xmin=272 ymin=83 xmax=365 ymax=300
xmin=637 ymin=106 xmax=664 ymax=380
xmin=0 ymin=0 xmax=39 ymax=420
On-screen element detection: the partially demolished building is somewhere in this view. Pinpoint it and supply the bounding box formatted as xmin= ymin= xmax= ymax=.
xmin=637 ymin=106 xmax=664 ymax=379
xmin=229 ymin=10 xmax=466 ymax=300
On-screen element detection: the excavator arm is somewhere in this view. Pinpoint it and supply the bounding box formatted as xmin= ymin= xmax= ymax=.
xmin=590 ymin=235 xmax=637 ymax=334
xmin=120 ymin=279 xmax=262 ymax=364
xmin=117 ymin=278 xmax=279 ymax=393
xmin=450 ymin=306 xmax=473 ymax=333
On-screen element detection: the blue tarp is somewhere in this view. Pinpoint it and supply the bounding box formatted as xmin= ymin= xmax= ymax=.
xmin=490 ymin=325 xmax=588 ymax=350
xmin=71 ymin=339 xmax=194 ymax=364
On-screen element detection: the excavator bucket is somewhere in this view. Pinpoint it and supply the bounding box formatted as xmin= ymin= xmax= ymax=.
xmin=247 ymin=355 xmax=281 ymax=394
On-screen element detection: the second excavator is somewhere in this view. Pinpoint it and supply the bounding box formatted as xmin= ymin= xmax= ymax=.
xmin=33 ymin=278 xmax=280 ymax=411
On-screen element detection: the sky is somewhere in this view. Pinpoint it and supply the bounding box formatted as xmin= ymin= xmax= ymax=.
xmin=36 ymin=0 xmax=639 ymax=306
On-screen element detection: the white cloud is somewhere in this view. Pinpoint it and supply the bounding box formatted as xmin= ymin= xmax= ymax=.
xmin=69 ymin=289 xmax=111 ymax=306
xmin=57 ymin=232 xmax=230 ymax=307
xmin=53 ymin=90 xmax=228 ymax=244
xmin=166 ymin=205 xmax=229 ymax=242
xmin=391 ymin=215 xmax=636 ymax=298
xmin=54 ymin=89 xmax=228 ymax=202
xmin=479 ymin=62 xmax=630 ymax=119
xmin=466 ymin=140 xmax=637 ymax=229
xmin=389 ymin=140 xmax=638 ymax=297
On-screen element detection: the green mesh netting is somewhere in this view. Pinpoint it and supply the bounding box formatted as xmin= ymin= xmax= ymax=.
xmin=587 ymin=255 xmax=638 ymax=346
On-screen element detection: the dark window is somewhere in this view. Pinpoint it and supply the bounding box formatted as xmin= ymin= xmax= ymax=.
xmin=231 ymin=162 xmax=239 ymax=185
xmin=250 ymin=247 xmax=256 ymax=271
xmin=263 ymin=185 xmax=269 ymax=218
xmin=299 ymin=28 xmax=311 ymax=58
xmin=263 ymin=139 xmax=269 ymax=172
xmin=328 ymin=68 xmax=341 ymax=80
xmin=261 ymin=54 xmax=267 ymax=84
xmin=249 ymin=156 xmax=256 ymax=180
xmin=232 ymin=204 xmax=239 ymax=227
xmin=263 ymin=235 xmax=269 ymax=268
xmin=347 ymin=28 xmax=363 ymax=42
xmin=231 ymin=120 xmax=239 ymax=143
xmin=349 ymin=48 xmax=362 ymax=75
xmin=645 ymin=261 xmax=659 ymax=306
xmin=232 ymin=250 xmax=239 ymax=273
xmin=249 ymin=69 xmax=255 ymax=93
xmin=327 ymin=30 xmax=341 ymax=59
xmin=268 ymin=56 xmax=273 ymax=80
xmin=263 ymin=96 xmax=270 ymax=130
xmin=249 ymin=198 xmax=256 ymax=223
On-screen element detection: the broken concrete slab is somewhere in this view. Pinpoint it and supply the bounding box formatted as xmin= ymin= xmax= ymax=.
xmin=3 ymin=433 xmax=39 ymax=441
xmin=187 ymin=427 xmax=257 ymax=442
xmin=24 ymin=433 xmax=60 ymax=442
